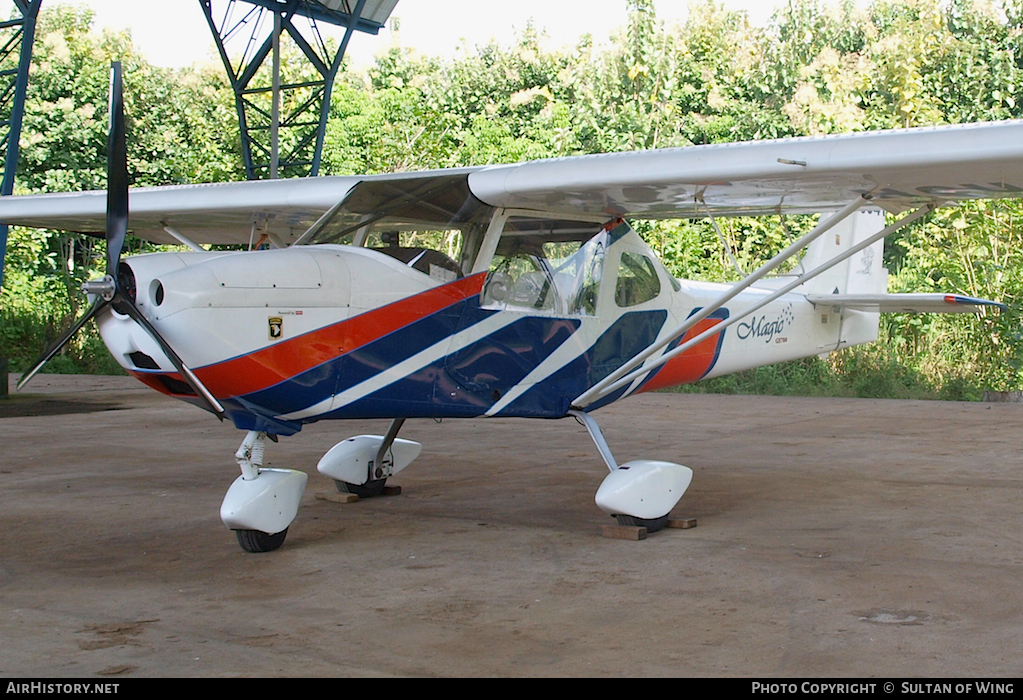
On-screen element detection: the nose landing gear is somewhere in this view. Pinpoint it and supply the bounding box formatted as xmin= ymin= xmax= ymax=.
xmin=221 ymin=430 xmax=307 ymax=552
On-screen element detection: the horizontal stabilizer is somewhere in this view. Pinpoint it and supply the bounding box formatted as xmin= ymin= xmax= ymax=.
xmin=806 ymin=293 xmax=1006 ymax=314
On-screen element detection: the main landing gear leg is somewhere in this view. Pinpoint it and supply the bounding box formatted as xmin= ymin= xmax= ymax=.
xmin=336 ymin=417 xmax=405 ymax=497
xmin=568 ymin=410 xmax=693 ymax=533
xmin=220 ymin=430 xmax=308 ymax=553
xmin=317 ymin=418 xmax=422 ymax=497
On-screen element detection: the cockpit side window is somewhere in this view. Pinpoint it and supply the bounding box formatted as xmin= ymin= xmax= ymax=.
xmin=484 ymin=252 xmax=560 ymax=312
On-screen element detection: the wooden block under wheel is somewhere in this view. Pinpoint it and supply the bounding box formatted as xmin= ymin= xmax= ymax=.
xmin=601 ymin=524 xmax=647 ymax=540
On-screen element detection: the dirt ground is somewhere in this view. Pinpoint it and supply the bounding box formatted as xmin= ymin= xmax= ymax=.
xmin=1 ymin=374 xmax=1021 ymax=677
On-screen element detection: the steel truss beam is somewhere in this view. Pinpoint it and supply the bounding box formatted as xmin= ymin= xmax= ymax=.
xmin=200 ymin=0 xmax=377 ymax=180
xmin=0 ymin=0 xmax=42 ymax=292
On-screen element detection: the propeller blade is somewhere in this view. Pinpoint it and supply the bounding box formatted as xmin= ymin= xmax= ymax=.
xmin=20 ymin=62 xmax=224 ymax=421
xmin=16 ymin=298 xmax=107 ymax=390
xmin=104 ymin=65 xmax=223 ymax=417
xmin=118 ymin=293 xmax=225 ymax=417
xmin=104 ymin=62 xmax=221 ymax=417
xmin=106 ymin=62 xmax=128 ymax=278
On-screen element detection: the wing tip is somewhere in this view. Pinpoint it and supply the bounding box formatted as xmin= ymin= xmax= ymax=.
xmin=944 ymin=295 xmax=1008 ymax=311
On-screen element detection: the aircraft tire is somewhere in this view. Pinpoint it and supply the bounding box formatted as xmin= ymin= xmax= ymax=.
xmin=334 ymin=478 xmax=386 ymax=498
xmin=613 ymin=514 xmax=669 ymax=532
xmin=235 ymin=527 xmax=288 ymax=553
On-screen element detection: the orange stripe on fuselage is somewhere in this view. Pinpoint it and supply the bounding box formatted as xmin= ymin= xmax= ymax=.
xmin=635 ymin=317 xmax=725 ymax=393
xmin=162 ymin=273 xmax=487 ymax=399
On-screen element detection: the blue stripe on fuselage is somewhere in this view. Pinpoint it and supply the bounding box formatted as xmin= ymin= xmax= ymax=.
xmin=227 ymin=306 xmax=669 ymax=426
xmin=319 ymin=315 xmax=582 ymax=419
xmin=494 ymin=310 xmax=669 ymax=417
xmin=235 ymin=295 xmax=492 ymax=416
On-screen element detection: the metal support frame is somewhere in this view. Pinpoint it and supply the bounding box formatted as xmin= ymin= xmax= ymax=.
xmin=574 ymin=201 xmax=937 ymax=408
xmin=199 ymin=0 xmax=375 ymax=180
xmin=0 ymin=0 xmax=42 ymax=292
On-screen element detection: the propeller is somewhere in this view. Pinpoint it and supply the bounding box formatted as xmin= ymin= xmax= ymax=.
xmin=18 ymin=63 xmax=224 ymax=418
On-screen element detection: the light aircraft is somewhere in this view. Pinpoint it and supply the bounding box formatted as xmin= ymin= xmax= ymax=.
xmin=1 ymin=64 xmax=1016 ymax=552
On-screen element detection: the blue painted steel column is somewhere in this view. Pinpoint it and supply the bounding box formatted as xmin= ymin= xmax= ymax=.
xmin=0 ymin=0 xmax=43 ymax=293
xmin=201 ymin=0 xmax=387 ymax=180
xmin=310 ymin=0 xmax=367 ymax=177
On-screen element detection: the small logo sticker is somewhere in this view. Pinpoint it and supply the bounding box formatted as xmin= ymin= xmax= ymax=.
xmin=857 ymin=247 xmax=874 ymax=275
xmin=268 ymin=316 xmax=283 ymax=340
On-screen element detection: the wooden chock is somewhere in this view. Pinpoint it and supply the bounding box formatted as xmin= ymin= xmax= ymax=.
xmin=667 ymin=517 xmax=697 ymax=529
xmin=601 ymin=524 xmax=647 ymax=540
xmin=315 ymin=491 xmax=359 ymax=504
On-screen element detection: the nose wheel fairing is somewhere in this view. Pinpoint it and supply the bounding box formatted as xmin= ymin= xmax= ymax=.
xmin=221 ymin=468 xmax=308 ymax=536
xmin=221 ymin=431 xmax=307 ymax=552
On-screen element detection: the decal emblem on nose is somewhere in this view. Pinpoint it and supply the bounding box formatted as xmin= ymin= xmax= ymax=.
xmin=268 ymin=316 xmax=283 ymax=340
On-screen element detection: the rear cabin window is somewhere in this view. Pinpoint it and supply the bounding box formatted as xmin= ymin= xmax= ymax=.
xmin=615 ymin=251 xmax=661 ymax=307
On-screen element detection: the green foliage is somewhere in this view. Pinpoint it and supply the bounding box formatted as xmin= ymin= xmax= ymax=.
xmin=675 ymin=356 xmax=847 ymax=397
xmin=677 ymin=338 xmax=944 ymax=399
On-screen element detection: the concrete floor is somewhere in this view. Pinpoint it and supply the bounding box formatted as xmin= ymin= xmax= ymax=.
xmin=1 ymin=374 xmax=1021 ymax=677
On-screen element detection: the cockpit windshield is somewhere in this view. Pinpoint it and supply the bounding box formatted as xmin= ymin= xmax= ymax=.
xmin=299 ymin=174 xmax=667 ymax=312
xmin=482 ymin=219 xmax=615 ymax=316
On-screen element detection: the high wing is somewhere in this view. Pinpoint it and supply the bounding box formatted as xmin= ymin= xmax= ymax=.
xmin=469 ymin=120 xmax=1023 ymax=217
xmin=0 ymin=176 xmax=356 ymax=246
xmin=0 ymin=169 xmax=479 ymax=246
xmin=2 ymin=121 xmax=1023 ymax=243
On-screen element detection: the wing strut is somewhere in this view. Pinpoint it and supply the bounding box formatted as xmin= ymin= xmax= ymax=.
xmin=162 ymin=225 xmax=205 ymax=252
xmin=572 ymin=195 xmax=871 ymax=408
xmin=573 ymin=201 xmax=937 ymax=409
xmin=700 ymin=197 xmax=745 ymax=277
xmin=568 ymin=409 xmax=618 ymax=472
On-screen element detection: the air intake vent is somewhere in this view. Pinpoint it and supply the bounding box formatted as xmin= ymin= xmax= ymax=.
xmin=127 ymin=351 xmax=160 ymax=370
xmin=155 ymin=375 xmax=197 ymax=397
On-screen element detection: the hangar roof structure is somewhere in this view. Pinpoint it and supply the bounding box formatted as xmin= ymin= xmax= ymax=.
xmin=200 ymin=0 xmax=400 ymax=180
xmin=241 ymin=0 xmax=399 ymax=30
